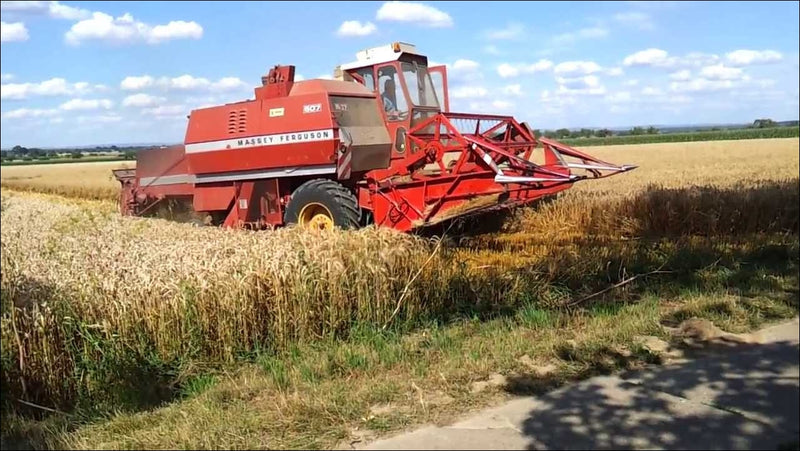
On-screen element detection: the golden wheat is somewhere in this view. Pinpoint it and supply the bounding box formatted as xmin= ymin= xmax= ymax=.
xmin=0 ymin=160 xmax=133 ymax=201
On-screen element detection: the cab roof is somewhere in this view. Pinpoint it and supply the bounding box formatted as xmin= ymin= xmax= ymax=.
xmin=339 ymin=42 xmax=423 ymax=71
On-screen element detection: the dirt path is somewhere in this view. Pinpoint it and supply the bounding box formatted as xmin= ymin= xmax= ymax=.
xmin=360 ymin=317 xmax=800 ymax=450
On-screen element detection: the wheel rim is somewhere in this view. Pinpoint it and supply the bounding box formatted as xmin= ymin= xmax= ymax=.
xmin=298 ymin=202 xmax=334 ymax=230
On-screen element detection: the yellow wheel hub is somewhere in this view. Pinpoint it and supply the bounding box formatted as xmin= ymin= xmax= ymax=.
xmin=299 ymin=203 xmax=334 ymax=231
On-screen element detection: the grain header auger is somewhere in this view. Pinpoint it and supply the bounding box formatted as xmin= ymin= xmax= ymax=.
xmin=113 ymin=42 xmax=636 ymax=232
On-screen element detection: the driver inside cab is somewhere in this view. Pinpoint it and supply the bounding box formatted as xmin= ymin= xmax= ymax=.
xmin=381 ymin=78 xmax=397 ymax=114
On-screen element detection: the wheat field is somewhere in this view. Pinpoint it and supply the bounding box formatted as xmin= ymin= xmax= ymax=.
xmin=1 ymin=138 xmax=798 ymax=414
xmin=0 ymin=160 xmax=134 ymax=200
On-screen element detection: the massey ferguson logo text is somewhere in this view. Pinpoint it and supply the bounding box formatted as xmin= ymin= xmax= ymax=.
xmin=236 ymin=130 xmax=332 ymax=147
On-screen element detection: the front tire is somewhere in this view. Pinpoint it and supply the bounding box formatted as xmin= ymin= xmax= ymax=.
xmin=284 ymin=179 xmax=360 ymax=230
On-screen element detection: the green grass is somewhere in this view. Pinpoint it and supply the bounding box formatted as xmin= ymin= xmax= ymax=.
xmin=558 ymin=126 xmax=799 ymax=147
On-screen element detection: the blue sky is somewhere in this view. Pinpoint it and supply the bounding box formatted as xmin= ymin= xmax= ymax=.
xmin=1 ymin=0 xmax=798 ymax=148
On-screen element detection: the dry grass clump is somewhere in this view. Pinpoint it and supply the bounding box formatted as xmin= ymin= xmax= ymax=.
xmin=0 ymin=161 xmax=131 ymax=201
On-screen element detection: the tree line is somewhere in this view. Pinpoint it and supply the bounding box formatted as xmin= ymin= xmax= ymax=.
xmin=1 ymin=145 xmax=147 ymax=162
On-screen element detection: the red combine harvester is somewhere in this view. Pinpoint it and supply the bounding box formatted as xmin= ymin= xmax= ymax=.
xmin=113 ymin=42 xmax=636 ymax=232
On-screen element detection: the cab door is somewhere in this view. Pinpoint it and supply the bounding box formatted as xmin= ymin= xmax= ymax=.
xmin=375 ymin=63 xmax=413 ymax=157
xmin=428 ymin=65 xmax=450 ymax=112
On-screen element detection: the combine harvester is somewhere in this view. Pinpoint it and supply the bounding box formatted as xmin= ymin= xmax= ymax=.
xmin=113 ymin=42 xmax=636 ymax=232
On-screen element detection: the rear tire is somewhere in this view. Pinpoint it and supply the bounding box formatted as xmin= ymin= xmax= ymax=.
xmin=284 ymin=179 xmax=360 ymax=230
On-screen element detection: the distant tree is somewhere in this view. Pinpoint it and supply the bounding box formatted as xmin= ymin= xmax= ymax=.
xmin=752 ymin=118 xmax=776 ymax=129
xmin=630 ymin=126 xmax=646 ymax=135
xmin=579 ymin=128 xmax=593 ymax=138
xmin=646 ymin=126 xmax=659 ymax=135
xmin=595 ymin=128 xmax=613 ymax=137
xmin=555 ymin=128 xmax=571 ymax=139
xmin=123 ymin=151 xmax=136 ymax=160
xmin=71 ymin=151 xmax=84 ymax=159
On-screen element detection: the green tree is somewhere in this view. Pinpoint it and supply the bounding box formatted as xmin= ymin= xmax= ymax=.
xmin=71 ymin=151 xmax=84 ymax=159
xmin=752 ymin=118 xmax=776 ymax=128
xmin=646 ymin=126 xmax=659 ymax=135
xmin=630 ymin=126 xmax=646 ymax=135
xmin=555 ymin=128 xmax=570 ymax=139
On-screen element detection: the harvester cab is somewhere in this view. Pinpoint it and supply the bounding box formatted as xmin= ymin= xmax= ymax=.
xmin=113 ymin=42 xmax=637 ymax=232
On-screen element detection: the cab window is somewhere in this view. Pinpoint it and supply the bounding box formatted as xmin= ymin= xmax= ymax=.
xmin=401 ymin=62 xmax=439 ymax=108
xmin=377 ymin=65 xmax=408 ymax=121
xmin=355 ymin=67 xmax=375 ymax=91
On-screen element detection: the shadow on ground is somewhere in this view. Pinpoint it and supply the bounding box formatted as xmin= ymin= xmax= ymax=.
xmin=511 ymin=337 xmax=800 ymax=450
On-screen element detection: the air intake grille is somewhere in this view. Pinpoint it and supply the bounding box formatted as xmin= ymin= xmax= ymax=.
xmin=227 ymin=109 xmax=247 ymax=134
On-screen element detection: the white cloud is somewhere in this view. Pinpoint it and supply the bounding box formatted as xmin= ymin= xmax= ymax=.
xmin=59 ymin=98 xmax=113 ymax=111
xmin=623 ymin=48 xmax=670 ymax=67
xmin=623 ymin=79 xmax=639 ymax=87
xmin=121 ymin=75 xmax=155 ymax=90
xmin=65 ymin=12 xmax=203 ymax=45
xmin=614 ymin=11 xmax=654 ymax=30
xmin=1 ymin=107 xmax=59 ymax=119
xmin=485 ymin=23 xmax=525 ymax=40
xmin=336 ymin=20 xmax=377 ymax=37
xmin=501 ymin=84 xmax=523 ymax=96
xmin=557 ymin=75 xmax=601 ymax=89
xmin=1 ymin=77 xmax=93 ymax=99
xmin=452 ymin=59 xmax=480 ymax=71
xmin=555 ymin=75 xmax=606 ymax=96
xmin=149 ymin=20 xmax=203 ymax=43
xmin=76 ymin=114 xmax=122 ymax=124
xmin=450 ymin=86 xmax=488 ymax=99
xmin=669 ymin=70 xmax=691 ymax=81
xmin=0 ymin=1 xmax=91 ymax=20
xmin=605 ymin=67 xmax=624 ymax=76
xmin=497 ymin=63 xmax=519 ymax=78
xmin=682 ymin=52 xmax=720 ymax=67
xmin=670 ymin=78 xmax=736 ymax=93
xmin=316 ymin=74 xmax=334 ymax=80
xmin=554 ymin=61 xmax=602 ymax=76
xmin=143 ymin=104 xmax=186 ymax=117
xmin=1 ymin=73 xmax=13 ymax=81
xmin=624 ymin=48 xmax=722 ymax=69
xmin=122 ymin=93 xmax=166 ymax=107
xmin=375 ymin=1 xmax=453 ymax=27
xmin=1 ymin=21 xmax=29 ymax=42
xmin=212 ymin=77 xmax=247 ymax=91
xmin=151 ymin=75 xmax=246 ymax=92
xmin=497 ymin=59 xmax=553 ymax=78
xmin=699 ymin=64 xmax=743 ymax=81
xmin=726 ymin=49 xmax=782 ymax=66
xmin=552 ymin=27 xmax=608 ymax=45
xmin=492 ymin=100 xmax=513 ymax=110
xmin=164 ymin=74 xmax=210 ymax=90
